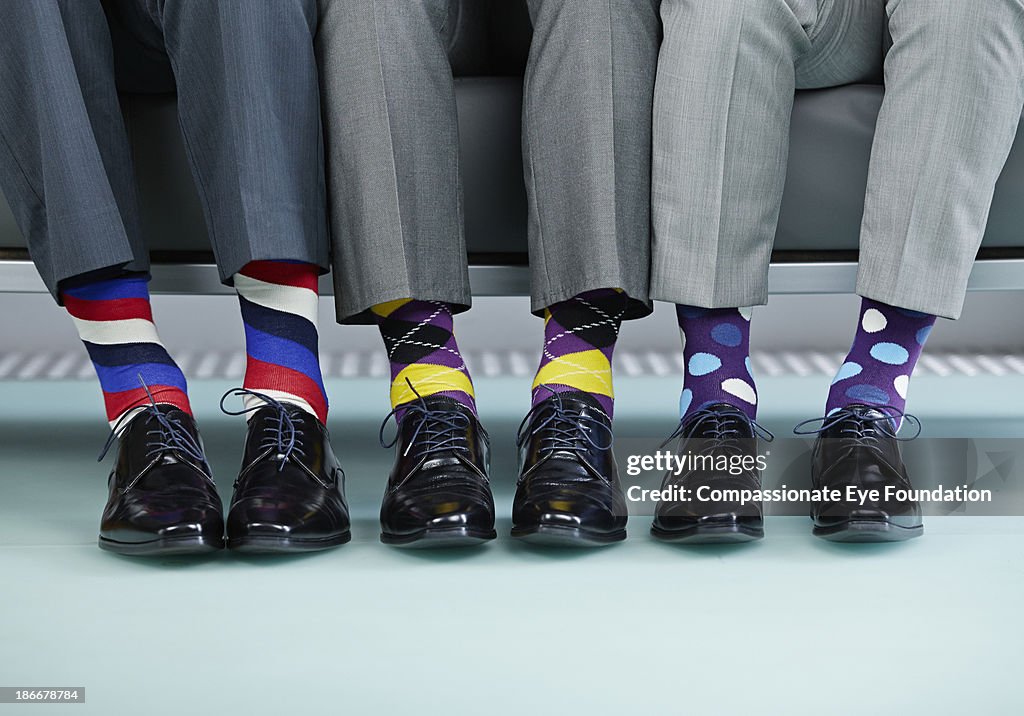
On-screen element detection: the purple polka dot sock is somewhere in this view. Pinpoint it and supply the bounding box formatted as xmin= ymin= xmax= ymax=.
xmin=676 ymin=305 xmax=757 ymax=420
xmin=826 ymin=298 xmax=937 ymax=425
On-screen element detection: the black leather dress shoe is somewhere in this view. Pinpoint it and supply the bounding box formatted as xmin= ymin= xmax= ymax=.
xmin=379 ymin=396 xmax=496 ymax=547
xmin=99 ymin=405 xmax=224 ymax=556
xmin=804 ymin=404 xmax=923 ymax=542
xmin=512 ymin=392 xmax=626 ymax=546
xmin=651 ymin=404 xmax=770 ymax=544
xmin=224 ymin=395 xmax=350 ymax=553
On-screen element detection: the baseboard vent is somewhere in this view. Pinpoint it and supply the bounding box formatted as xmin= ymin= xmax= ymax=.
xmin=2 ymin=350 xmax=1023 ymax=381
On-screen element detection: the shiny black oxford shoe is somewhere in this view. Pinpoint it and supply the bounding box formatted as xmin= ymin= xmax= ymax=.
xmin=223 ymin=391 xmax=350 ymax=553
xmin=379 ymin=395 xmax=496 ymax=547
xmin=99 ymin=405 xmax=224 ymax=556
xmin=651 ymin=404 xmax=771 ymax=544
xmin=512 ymin=391 xmax=627 ymax=546
xmin=801 ymin=404 xmax=923 ymax=542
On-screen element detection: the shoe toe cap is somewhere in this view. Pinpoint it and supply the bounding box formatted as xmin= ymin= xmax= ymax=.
xmin=103 ymin=496 xmax=224 ymax=542
xmin=514 ymin=491 xmax=623 ymax=533
xmin=228 ymin=496 xmax=347 ymax=539
xmin=383 ymin=490 xmax=495 ymax=536
xmin=535 ymin=510 xmax=584 ymax=528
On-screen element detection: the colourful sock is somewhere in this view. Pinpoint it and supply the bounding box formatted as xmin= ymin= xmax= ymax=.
xmin=676 ymin=305 xmax=757 ymax=420
xmin=234 ymin=261 xmax=328 ymax=423
xmin=826 ymin=297 xmax=936 ymax=422
xmin=373 ymin=299 xmax=476 ymax=420
xmin=531 ymin=289 xmax=628 ymax=418
xmin=61 ymin=273 xmax=191 ymax=431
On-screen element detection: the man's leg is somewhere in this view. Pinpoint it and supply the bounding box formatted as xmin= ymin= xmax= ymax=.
xmin=649 ymin=0 xmax=886 ymax=543
xmin=152 ymin=0 xmax=332 ymax=418
xmin=146 ymin=0 xmax=348 ymax=552
xmin=826 ymin=0 xmax=1024 ymax=422
xmin=0 ymin=0 xmax=146 ymax=294
xmin=810 ymin=0 xmax=1024 ymax=542
xmin=521 ymin=0 xmax=658 ymax=318
xmin=153 ymin=0 xmax=327 ymax=280
xmin=317 ymin=0 xmax=470 ymax=324
xmin=317 ymin=0 xmax=477 ymax=417
xmin=0 ymin=0 xmax=221 ymax=555
xmin=512 ymin=0 xmax=659 ymax=547
xmin=0 ymin=0 xmax=183 ymax=426
xmin=653 ymin=0 xmax=886 ymax=422
xmin=316 ymin=0 xmax=493 ymax=548
xmin=856 ymin=0 xmax=1024 ymax=321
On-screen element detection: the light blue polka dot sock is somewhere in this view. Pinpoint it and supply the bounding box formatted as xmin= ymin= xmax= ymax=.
xmin=676 ymin=305 xmax=757 ymax=420
xmin=826 ymin=298 xmax=936 ymax=424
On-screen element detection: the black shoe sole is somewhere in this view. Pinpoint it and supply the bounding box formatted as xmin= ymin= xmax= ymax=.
xmin=227 ymin=531 xmax=352 ymax=553
xmin=511 ymin=524 xmax=626 ymax=547
xmin=650 ymin=522 xmax=764 ymax=544
xmin=813 ymin=519 xmax=923 ymax=543
xmin=380 ymin=527 xmax=497 ymax=548
xmin=98 ymin=534 xmax=223 ymax=556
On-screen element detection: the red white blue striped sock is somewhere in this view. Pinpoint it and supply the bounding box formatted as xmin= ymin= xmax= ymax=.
xmin=234 ymin=261 xmax=328 ymax=424
xmin=61 ymin=273 xmax=191 ymax=432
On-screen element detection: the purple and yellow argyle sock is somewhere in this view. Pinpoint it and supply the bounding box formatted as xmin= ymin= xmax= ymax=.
xmin=531 ymin=289 xmax=628 ymax=418
xmin=373 ymin=299 xmax=476 ymax=420
xmin=676 ymin=305 xmax=757 ymax=420
xmin=826 ymin=298 xmax=936 ymax=423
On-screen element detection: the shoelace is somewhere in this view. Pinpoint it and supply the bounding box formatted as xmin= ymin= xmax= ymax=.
xmin=792 ymin=405 xmax=921 ymax=446
xmin=515 ymin=387 xmax=613 ymax=457
xmin=220 ymin=388 xmax=306 ymax=470
xmin=98 ymin=377 xmax=207 ymax=466
xmin=660 ymin=406 xmax=775 ymax=456
xmin=379 ymin=380 xmax=472 ymax=458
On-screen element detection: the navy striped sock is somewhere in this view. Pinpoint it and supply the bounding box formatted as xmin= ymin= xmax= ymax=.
xmin=61 ymin=273 xmax=191 ymax=431
xmin=234 ymin=261 xmax=328 ymax=423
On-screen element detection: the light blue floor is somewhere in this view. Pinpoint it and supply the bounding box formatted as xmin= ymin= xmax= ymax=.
xmin=1 ymin=375 xmax=1023 ymax=714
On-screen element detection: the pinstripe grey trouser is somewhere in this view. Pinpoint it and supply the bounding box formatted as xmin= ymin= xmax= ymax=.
xmin=0 ymin=0 xmax=327 ymax=298
xmin=652 ymin=0 xmax=1024 ymax=319
xmin=317 ymin=0 xmax=660 ymax=323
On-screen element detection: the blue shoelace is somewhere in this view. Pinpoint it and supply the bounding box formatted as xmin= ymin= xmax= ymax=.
xmin=220 ymin=387 xmax=307 ymax=470
xmin=793 ymin=405 xmax=921 ymax=445
xmin=379 ymin=380 xmax=473 ymax=458
xmin=515 ymin=387 xmax=614 ymax=457
xmin=661 ymin=406 xmax=775 ymax=454
xmin=98 ymin=376 xmax=207 ymax=468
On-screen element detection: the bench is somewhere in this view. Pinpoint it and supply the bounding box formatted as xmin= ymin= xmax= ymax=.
xmin=3 ymin=2 xmax=1023 ymax=296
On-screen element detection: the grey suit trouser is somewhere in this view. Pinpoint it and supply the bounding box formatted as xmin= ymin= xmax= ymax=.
xmin=0 ymin=0 xmax=327 ymax=298
xmin=652 ymin=0 xmax=1024 ymax=320
xmin=317 ymin=0 xmax=660 ymax=323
